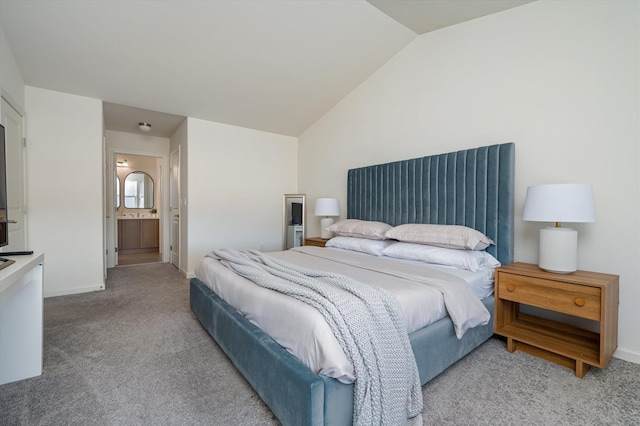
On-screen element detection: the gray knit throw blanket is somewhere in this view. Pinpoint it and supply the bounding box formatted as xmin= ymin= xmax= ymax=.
xmin=208 ymin=249 xmax=423 ymax=425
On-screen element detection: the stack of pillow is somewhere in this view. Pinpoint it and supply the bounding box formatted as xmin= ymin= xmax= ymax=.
xmin=325 ymin=219 xmax=500 ymax=272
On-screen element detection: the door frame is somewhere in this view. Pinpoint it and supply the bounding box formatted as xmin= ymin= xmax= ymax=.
xmin=105 ymin=147 xmax=170 ymax=268
xmin=1 ymin=95 xmax=28 ymax=252
xmin=169 ymin=147 xmax=180 ymax=271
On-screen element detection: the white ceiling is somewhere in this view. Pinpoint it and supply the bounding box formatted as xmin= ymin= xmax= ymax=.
xmin=1 ymin=0 xmax=533 ymax=138
xmin=103 ymin=102 xmax=186 ymax=138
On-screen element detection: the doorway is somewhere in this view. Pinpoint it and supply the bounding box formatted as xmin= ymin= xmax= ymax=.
xmin=114 ymin=153 xmax=162 ymax=266
xmin=105 ymin=146 xmax=169 ymax=269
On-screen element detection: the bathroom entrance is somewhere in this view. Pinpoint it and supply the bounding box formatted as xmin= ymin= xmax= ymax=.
xmin=113 ymin=153 xmax=163 ymax=266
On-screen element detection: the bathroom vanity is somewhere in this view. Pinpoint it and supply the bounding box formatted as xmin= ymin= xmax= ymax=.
xmin=118 ymin=218 xmax=159 ymax=254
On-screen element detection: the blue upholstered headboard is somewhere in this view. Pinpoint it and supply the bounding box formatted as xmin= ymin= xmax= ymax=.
xmin=347 ymin=143 xmax=515 ymax=265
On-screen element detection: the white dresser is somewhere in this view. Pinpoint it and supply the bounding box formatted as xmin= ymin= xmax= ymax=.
xmin=286 ymin=225 xmax=303 ymax=249
xmin=0 ymin=253 xmax=44 ymax=385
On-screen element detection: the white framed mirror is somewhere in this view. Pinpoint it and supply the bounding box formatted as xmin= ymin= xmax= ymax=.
xmin=283 ymin=194 xmax=305 ymax=250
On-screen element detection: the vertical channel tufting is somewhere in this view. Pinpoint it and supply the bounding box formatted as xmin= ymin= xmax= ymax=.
xmin=367 ymin=167 xmax=372 ymax=221
xmin=455 ymin=152 xmax=466 ymax=226
xmin=429 ymin=157 xmax=439 ymax=224
xmin=475 ymin=147 xmax=488 ymax=235
xmin=498 ymin=143 xmax=515 ymax=264
xmin=464 ymin=150 xmax=477 ymax=232
xmin=393 ymin=162 xmax=401 ymax=225
xmin=347 ymin=143 xmax=514 ymax=264
xmin=432 ymin=154 xmax=447 ymax=224
xmin=401 ymin=161 xmax=409 ymax=224
xmin=415 ymin=159 xmax=423 ymax=222
xmin=407 ymin=160 xmax=416 ymax=224
xmin=485 ymin=145 xmax=500 ymax=260
xmin=420 ymin=157 xmax=430 ymax=224
xmin=382 ymin=163 xmax=389 ymax=223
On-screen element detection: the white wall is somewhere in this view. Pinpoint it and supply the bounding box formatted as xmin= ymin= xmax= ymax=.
xmin=298 ymin=1 xmax=640 ymax=361
xmin=106 ymin=130 xmax=170 ymax=162
xmin=26 ymin=86 xmax=104 ymax=297
xmin=186 ymin=118 xmax=297 ymax=275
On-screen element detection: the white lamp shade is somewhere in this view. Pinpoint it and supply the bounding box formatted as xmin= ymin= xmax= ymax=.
xmin=523 ymin=184 xmax=595 ymax=223
xmin=523 ymin=183 xmax=595 ymax=273
xmin=314 ymin=198 xmax=340 ymax=217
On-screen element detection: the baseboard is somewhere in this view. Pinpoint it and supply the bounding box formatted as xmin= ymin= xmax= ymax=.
xmin=185 ymin=271 xmax=196 ymax=279
xmin=614 ymin=347 xmax=640 ymax=364
xmin=44 ymin=283 xmax=105 ymax=298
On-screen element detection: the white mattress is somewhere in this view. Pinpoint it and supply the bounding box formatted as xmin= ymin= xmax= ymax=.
xmin=195 ymin=246 xmax=492 ymax=383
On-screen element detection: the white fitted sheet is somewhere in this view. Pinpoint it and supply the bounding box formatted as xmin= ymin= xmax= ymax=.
xmin=195 ymin=246 xmax=492 ymax=383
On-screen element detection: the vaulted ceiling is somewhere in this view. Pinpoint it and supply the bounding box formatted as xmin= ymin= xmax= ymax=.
xmin=0 ymin=0 xmax=533 ymax=137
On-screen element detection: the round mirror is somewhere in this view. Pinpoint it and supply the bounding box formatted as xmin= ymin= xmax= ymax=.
xmin=124 ymin=172 xmax=154 ymax=209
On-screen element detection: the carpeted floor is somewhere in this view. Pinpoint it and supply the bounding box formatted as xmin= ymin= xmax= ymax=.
xmin=1 ymin=262 xmax=638 ymax=425
xmin=116 ymin=252 xmax=163 ymax=266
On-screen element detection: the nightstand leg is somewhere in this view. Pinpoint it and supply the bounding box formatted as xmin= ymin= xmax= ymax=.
xmin=507 ymin=337 xmax=516 ymax=353
xmin=575 ymin=361 xmax=590 ymax=378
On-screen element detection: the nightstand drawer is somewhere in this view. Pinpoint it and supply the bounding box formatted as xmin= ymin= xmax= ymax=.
xmin=498 ymin=274 xmax=601 ymax=320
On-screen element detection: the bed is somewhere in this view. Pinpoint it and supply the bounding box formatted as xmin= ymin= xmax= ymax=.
xmin=190 ymin=142 xmax=515 ymax=425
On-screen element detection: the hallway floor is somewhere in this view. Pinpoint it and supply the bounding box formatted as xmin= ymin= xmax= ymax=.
xmin=117 ymin=252 xmax=162 ymax=266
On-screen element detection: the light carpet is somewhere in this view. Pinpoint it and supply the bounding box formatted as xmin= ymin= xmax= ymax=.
xmin=1 ymin=262 xmax=638 ymax=425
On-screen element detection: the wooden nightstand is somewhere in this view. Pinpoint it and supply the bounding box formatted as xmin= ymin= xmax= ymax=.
xmin=494 ymin=262 xmax=618 ymax=378
xmin=304 ymin=237 xmax=329 ymax=247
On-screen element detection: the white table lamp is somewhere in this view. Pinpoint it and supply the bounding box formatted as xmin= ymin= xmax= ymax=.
xmin=523 ymin=184 xmax=595 ymax=273
xmin=314 ymin=198 xmax=340 ymax=239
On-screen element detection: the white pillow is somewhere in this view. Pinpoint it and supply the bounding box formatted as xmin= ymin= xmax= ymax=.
xmin=326 ymin=236 xmax=394 ymax=256
xmin=384 ymin=224 xmax=494 ymax=250
xmin=327 ymin=219 xmax=392 ymax=240
xmin=381 ymin=242 xmax=501 ymax=272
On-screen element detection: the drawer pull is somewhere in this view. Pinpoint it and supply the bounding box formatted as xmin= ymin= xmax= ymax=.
xmin=574 ymin=298 xmax=586 ymax=307
xmin=507 ymin=283 xmax=515 ymax=292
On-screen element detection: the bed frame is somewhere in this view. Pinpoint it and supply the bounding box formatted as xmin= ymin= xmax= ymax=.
xmin=190 ymin=142 xmax=514 ymax=425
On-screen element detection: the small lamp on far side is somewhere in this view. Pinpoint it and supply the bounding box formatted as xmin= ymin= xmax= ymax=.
xmin=314 ymin=198 xmax=340 ymax=239
xmin=523 ymin=183 xmax=596 ymax=274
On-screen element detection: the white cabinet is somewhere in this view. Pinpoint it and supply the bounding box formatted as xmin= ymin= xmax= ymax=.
xmin=287 ymin=225 xmax=303 ymax=249
xmin=0 ymin=253 xmax=44 ymax=385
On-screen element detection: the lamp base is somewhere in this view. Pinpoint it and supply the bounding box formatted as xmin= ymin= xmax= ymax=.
xmin=320 ymin=217 xmax=335 ymax=239
xmin=539 ymin=226 xmax=578 ymax=274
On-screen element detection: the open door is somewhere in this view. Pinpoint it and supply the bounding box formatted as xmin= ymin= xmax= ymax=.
xmin=170 ymin=148 xmax=180 ymax=269
xmin=1 ymin=98 xmax=27 ymax=251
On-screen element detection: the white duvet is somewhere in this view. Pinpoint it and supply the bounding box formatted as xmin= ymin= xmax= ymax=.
xmin=195 ymin=246 xmax=490 ymax=384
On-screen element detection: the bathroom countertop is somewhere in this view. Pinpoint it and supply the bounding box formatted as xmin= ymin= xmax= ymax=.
xmin=117 ymin=216 xmax=159 ymax=220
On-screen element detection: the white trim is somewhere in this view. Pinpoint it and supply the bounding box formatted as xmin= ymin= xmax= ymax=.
xmin=0 ymin=90 xmax=25 ymax=117
xmin=186 ymin=271 xmax=196 ymax=279
xmin=44 ymin=283 xmax=104 ymax=298
xmin=614 ymin=347 xmax=640 ymax=364
xmin=169 ymin=147 xmax=181 ymax=271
